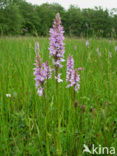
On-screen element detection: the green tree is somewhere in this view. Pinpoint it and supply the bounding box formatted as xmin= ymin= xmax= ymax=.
xmin=36 ymin=3 xmax=65 ymax=36
xmin=0 ymin=3 xmax=22 ymax=35
xmin=16 ymin=1 xmax=39 ymax=35
xmin=0 ymin=1 xmax=117 ymax=37
xmin=66 ymin=6 xmax=83 ymax=37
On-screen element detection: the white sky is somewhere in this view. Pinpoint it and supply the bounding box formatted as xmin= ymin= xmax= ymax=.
xmin=26 ymin=0 xmax=117 ymax=10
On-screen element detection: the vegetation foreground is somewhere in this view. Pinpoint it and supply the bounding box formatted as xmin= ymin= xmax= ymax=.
xmin=0 ymin=36 xmax=117 ymax=155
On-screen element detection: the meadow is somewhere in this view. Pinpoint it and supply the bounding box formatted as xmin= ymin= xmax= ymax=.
xmin=0 ymin=36 xmax=117 ymax=155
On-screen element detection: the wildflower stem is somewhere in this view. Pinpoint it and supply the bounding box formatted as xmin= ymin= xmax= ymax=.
xmin=55 ymin=68 xmax=62 ymax=156
xmin=67 ymin=88 xmax=72 ymax=131
xmin=73 ymin=85 xmax=76 ymax=103
xmin=43 ymin=91 xmax=50 ymax=156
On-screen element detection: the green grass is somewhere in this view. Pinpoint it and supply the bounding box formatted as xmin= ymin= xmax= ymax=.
xmin=0 ymin=37 xmax=117 ymax=156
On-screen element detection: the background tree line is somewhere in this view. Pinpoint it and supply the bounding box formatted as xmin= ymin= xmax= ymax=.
xmin=0 ymin=0 xmax=117 ymax=38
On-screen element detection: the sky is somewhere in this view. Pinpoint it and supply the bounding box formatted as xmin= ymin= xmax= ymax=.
xmin=26 ymin=0 xmax=117 ymax=10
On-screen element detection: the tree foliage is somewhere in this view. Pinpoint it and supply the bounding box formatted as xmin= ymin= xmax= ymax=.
xmin=0 ymin=0 xmax=117 ymax=37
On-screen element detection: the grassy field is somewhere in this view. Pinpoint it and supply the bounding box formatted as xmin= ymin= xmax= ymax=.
xmin=0 ymin=37 xmax=117 ymax=155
